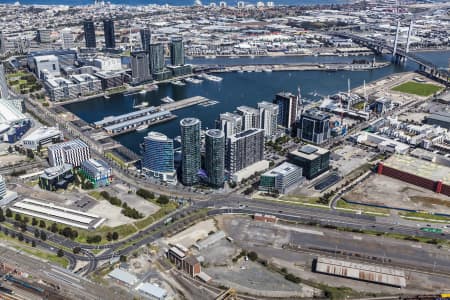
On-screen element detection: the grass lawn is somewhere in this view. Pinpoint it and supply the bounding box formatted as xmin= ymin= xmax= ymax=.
xmin=19 ymin=247 xmax=69 ymax=268
xmin=399 ymin=211 xmax=450 ymax=222
xmin=391 ymin=81 xmax=442 ymax=97
xmin=336 ymin=199 xmax=390 ymax=215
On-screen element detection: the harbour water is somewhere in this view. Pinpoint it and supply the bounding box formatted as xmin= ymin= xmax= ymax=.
xmin=64 ymin=51 xmax=449 ymax=153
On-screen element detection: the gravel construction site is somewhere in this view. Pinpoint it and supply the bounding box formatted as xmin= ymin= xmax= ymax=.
xmin=345 ymin=174 xmax=450 ymax=213
xmin=213 ymin=215 xmax=450 ymax=295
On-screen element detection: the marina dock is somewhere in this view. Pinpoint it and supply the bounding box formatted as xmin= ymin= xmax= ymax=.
xmin=160 ymin=96 xmax=209 ymax=111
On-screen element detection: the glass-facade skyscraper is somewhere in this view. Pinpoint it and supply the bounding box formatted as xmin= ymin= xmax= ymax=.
xmin=83 ymin=20 xmax=96 ymax=49
xmin=180 ymin=118 xmax=201 ymax=186
xmin=149 ymin=43 xmax=164 ymax=74
xmin=140 ymin=27 xmax=151 ymax=52
xmin=142 ymin=131 xmax=176 ymax=183
xmin=205 ymin=129 xmax=225 ymax=187
xmin=103 ymin=19 xmax=115 ymax=49
xmin=170 ymin=37 xmax=185 ymax=66
xmin=298 ymin=109 xmax=330 ymax=144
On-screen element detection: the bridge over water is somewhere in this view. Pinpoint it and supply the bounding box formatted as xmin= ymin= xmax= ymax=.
xmin=332 ymin=31 xmax=449 ymax=86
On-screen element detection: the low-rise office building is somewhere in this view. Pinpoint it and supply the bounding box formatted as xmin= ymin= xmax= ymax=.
xmin=79 ymin=158 xmax=112 ymax=188
xmin=259 ymin=162 xmax=304 ymax=194
xmin=288 ymin=145 xmax=330 ymax=179
xmin=22 ymin=127 xmax=63 ymax=150
xmin=33 ymin=55 xmax=60 ymax=79
xmin=39 ymin=163 xmax=74 ymax=190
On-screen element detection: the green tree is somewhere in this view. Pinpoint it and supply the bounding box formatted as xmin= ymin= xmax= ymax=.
xmin=14 ymin=213 xmax=22 ymax=222
xmin=31 ymin=217 xmax=38 ymax=226
xmin=40 ymin=231 xmax=47 ymax=241
xmin=57 ymin=249 xmax=64 ymax=257
xmin=31 ymin=240 xmax=36 ymax=247
xmin=112 ymin=232 xmax=119 ymax=240
xmin=34 ymin=229 xmax=40 ymax=238
xmin=39 ymin=220 xmax=46 ymax=228
xmin=247 ymin=251 xmax=258 ymax=261
xmin=157 ymin=195 xmax=170 ymax=205
xmin=73 ymin=247 xmax=81 ymax=254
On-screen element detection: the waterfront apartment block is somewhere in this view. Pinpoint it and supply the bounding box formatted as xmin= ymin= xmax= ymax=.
xmin=257 ymin=101 xmax=279 ymax=138
xmin=180 ymin=118 xmax=201 ymax=186
xmin=142 ymin=131 xmax=177 ymax=184
xmin=205 ymin=129 xmax=225 ymax=187
xmin=226 ymin=128 xmax=264 ymax=174
xmin=48 ymin=139 xmax=91 ymax=167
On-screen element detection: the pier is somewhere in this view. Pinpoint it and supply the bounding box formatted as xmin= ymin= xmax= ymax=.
xmin=209 ymin=62 xmax=390 ymax=73
xmin=92 ymin=96 xmax=213 ymax=137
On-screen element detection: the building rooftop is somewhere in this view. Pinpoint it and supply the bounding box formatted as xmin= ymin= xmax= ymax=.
xmin=384 ymin=154 xmax=450 ymax=185
xmin=108 ymin=268 xmax=138 ymax=286
xmin=205 ymin=129 xmax=224 ymax=138
xmin=145 ymin=131 xmax=171 ymax=142
xmin=48 ymin=139 xmax=88 ymax=152
xmin=180 ymin=117 xmax=200 ymax=127
xmin=263 ymin=162 xmax=300 ymax=177
xmin=23 ymin=127 xmax=61 ymax=143
xmin=236 ymin=105 xmax=259 ymax=114
xmin=42 ymin=163 xmax=73 ymax=179
xmin=33 ymin=54 xmax=59 ymax=62
xmin=289 ymin=145 xmax=329 ymax=160
xmin=0 ymin=98 xmax=28 ymax=125
xmin=230 ymin=128 xmax=264 ymax=140
xmin=136 ymin=283 xmax=167 ymax=298
xmin=302 ymin=108 xmax=330 ymax=121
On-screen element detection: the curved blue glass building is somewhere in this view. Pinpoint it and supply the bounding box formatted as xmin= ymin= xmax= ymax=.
xmin=142 ymin=131 xmax=176 ymax=183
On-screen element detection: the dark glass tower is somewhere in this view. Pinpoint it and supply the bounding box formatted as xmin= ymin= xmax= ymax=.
xmin=149 ymin=43 xmax=164 ymax=74
xmin=83 ymin=20 xmax=96 ymax=49
xmin=205 ymin=129 xmax=225 ymax=187
xmin=170 ymin=37 xmax=185 ymax=66
xmin=140 ymin=27 xmax=151 ymax=52
xmin=180 ymin=118 xmax=201 ymax=186
xmin=103 ymin=18 xmax=115 ymax=49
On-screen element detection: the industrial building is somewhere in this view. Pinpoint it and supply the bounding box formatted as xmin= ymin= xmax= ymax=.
xmin=79 ymin=159 xmax=112 ymax=188
xmin=259 ymin=162 xmax=304 ymax=194
xmin=226 ymin=128 xmax=265 ymax=174
xmin=314 ymin=257 xmax=406 ymax=288
xmin=288 ymin=145 xmax=330 ymax=179
xmin=142 ymin=131 xmax=177 ymax=184
xmin=108 ymin=268 xmax=138 ymax=286
xmin=166 ymin=244 xmax=202 ymax=277
xmin=0 ymin=98 xmax=31 ymax=143
xmin=355 ymin=132 xmax=410 ymax=154
xmin=48 ymin=139 xmax=91 ymax=167
xmin=378 ymin=154 xmax=450 ymax=196
xmin=11 ymin=198 xmax=105 ymax=230
xmin=297 ymin=109 xmax=331 ymax=144
xmin=39 ymin=163 xmax=74 ymax=190
xmin=22 ymin=127 xmax=63 ymax=150
xmin=136 ymin=282 xmax=167 ymax=300
xmin=425 ymin=111 xmax=450 ymax=130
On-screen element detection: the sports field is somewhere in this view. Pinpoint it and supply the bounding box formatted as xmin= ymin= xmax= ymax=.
xmin=391 ymin=81 xmax=442 ymax=97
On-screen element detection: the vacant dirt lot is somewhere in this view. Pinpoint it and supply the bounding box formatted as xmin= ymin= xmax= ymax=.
xmin=345 ymin=175 xmax=450 ymax=213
